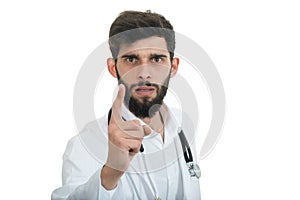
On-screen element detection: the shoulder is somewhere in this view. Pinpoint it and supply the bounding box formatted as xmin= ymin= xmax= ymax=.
xmin=63 ymin=116 xmax=109 ymax=162
xmin=164 ymin=104 xmax=182 ymax=127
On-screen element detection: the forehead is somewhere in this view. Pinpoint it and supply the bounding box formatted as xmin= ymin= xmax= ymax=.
xmin=118 ymin=36 xmax=169 ymax=57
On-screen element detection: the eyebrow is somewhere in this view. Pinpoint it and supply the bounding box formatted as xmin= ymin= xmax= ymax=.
xmin=120 ymin=53 xmax=168 ymax=59
xmin=150 ymin=53 xmax=168 ymax=58
xmin=120 ymin=54 xmax=139 ymax=59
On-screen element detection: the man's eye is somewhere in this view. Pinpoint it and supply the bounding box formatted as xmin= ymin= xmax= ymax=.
xmin=126 ymin=57 xmax=137 ymax=63
xmin=151 ymin=57 xmax=163 ymax=63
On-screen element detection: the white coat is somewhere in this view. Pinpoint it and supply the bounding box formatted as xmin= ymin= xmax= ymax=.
xmin=52 ymin=104 xmax=201 ymax=200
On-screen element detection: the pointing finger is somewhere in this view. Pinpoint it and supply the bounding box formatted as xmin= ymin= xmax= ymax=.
xmin=112 ymin=84 xmax=126 ymax=124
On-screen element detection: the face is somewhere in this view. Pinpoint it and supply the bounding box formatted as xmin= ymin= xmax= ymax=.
xmin=108 ymin=36 xmax=179 ymax=118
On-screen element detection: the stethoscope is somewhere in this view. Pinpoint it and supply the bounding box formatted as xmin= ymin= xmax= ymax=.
xmin=107 ymin=108 xmax=201 ymax=178
xmin=177 ymin=127 xmax=201 ymax=179
xmin=107 ymin=108 xmax=201 ymax=199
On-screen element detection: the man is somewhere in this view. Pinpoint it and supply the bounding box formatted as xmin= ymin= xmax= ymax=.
xmin=52 ymin=10 xmax=201 ymax=199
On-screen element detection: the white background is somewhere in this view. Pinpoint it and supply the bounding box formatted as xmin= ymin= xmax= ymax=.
xmin=0 ymin=0 xmax=299 ymax=199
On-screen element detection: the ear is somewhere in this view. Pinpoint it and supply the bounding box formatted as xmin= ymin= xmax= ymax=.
xmin=107 ymin=58 xmax=118 ymax=78
xmin=170 ymin=57 xmax=179 ymax=78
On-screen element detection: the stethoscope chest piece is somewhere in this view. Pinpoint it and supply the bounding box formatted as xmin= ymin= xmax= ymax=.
xmin=187 ymin=162 xmax=201 ymax=179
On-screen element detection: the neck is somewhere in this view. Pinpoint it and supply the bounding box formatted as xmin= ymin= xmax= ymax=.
xmin=141 ymin=105 xmax=168 ymax=141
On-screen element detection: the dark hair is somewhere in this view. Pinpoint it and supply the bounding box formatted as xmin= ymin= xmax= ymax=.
xmin=109 ymin=10 xmax=175 ymax=60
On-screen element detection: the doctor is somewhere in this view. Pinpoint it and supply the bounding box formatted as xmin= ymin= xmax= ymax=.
xmin=52 ymin=10 xmax=201 ymax=200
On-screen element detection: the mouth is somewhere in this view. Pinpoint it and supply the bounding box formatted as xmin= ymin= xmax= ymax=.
xmin=134 ymin=86 xmax=156 ymax=96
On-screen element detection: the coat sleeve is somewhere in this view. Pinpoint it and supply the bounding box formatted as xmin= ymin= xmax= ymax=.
xmin=51 ymin=135 xmax=120 ymax=200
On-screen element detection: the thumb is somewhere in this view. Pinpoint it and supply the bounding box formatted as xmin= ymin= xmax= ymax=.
xmin=143 ymin=125 xmax=152 ymax=136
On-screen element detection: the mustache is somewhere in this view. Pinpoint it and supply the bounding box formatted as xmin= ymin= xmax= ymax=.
xmin=129 ymin=81 xmax=159 ymax=91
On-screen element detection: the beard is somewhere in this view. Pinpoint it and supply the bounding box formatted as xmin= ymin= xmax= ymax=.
xmin=117 ymin=72 xmax=171 ymax=118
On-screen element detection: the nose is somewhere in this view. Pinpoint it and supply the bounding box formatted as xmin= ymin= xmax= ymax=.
xmin=137 ymin=65 xmax=151 ymax=81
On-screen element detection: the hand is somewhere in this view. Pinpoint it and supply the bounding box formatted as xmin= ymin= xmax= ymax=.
xmin=101 ymin=84 xmax=150 ymax=189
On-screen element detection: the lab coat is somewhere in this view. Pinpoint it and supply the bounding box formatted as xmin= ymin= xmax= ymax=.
xmin=52 ymin=104 xmax=201 ymax=200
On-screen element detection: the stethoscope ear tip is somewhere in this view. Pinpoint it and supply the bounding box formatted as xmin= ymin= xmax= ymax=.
xmin=177 ymin=127 xmax=183 ymax=133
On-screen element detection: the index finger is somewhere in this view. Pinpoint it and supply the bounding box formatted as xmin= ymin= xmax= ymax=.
xmin=111 ymin=84 xmax=126 ymax=124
